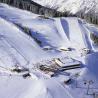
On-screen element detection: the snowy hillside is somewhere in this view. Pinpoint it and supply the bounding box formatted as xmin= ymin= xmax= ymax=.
xmin=32 ymin=0 xmax=98 ymax=14
xmin=0 ymin=3 xmax=98 ymax=98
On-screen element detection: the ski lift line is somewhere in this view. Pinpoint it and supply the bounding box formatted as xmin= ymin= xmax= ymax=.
xmin=1 ymin=37 xmax=30 ymax=68
xmin=0 ymin=62 xmax=11 ymax=71
xmin=0 ymin=57 xmax=17 ymax=71
xmin=4 ymin=37 xmax=29 ymax=63
xmin=0 ymin=58 xmax=11 ymax=70
xmin=3 ymin=38 xmax=29 ymax=67
xmin=0 ymin=39 xmax=20 ymax=66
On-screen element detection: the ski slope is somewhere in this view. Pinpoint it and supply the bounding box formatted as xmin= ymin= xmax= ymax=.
xmin=0 ymin=17 xmax=48 ymax=68
xmin=0 ymin=3 xmax=98 ymax=98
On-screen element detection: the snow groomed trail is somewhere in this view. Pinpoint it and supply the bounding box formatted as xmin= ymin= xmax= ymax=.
xmin=56 ymin=17 xmax=97 ymax=51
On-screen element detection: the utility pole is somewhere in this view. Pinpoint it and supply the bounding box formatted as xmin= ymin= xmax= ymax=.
xmin=83 ymin=80 xmax=94 ymax=95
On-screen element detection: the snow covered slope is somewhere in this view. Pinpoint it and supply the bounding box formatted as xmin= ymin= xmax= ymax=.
xmin=0 ymin=17 xmax=49 ymax=68
xmin=0 ymin=3 xmax=98 ymax=98
xmin=32 ymin=0 xmax=98 ymax=14
xmin=1 ymin=4 xmax=98 ymax=51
